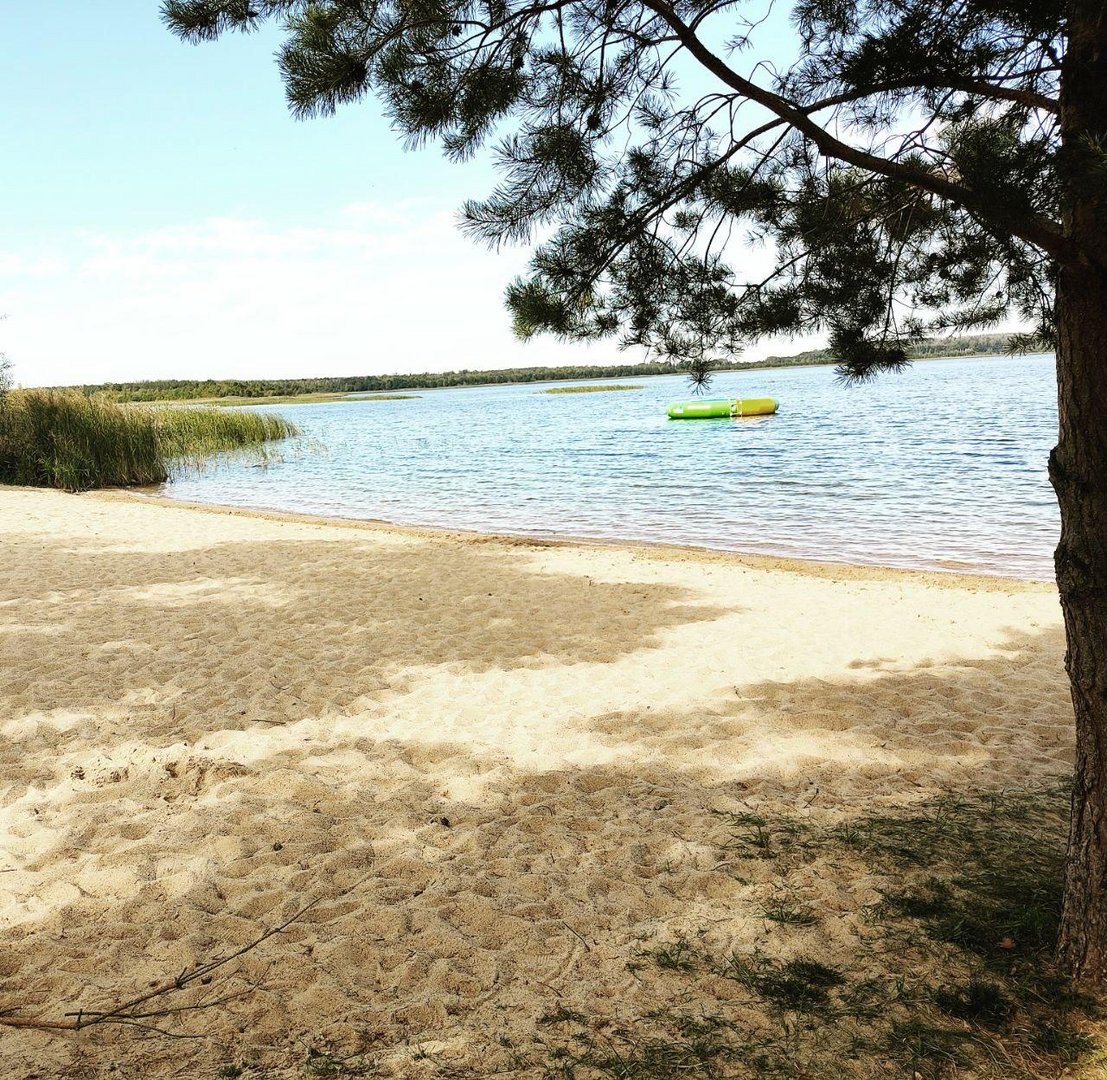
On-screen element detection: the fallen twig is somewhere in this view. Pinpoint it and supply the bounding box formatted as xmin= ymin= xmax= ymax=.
xmin=561 ymin=919 xmax=591 ymax=952
xmin=1 ymin=867 xmax=373 ymax=1034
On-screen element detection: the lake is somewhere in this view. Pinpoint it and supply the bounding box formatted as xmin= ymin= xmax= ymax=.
xmin=161 ymin=353 xmax=1060 ymax=579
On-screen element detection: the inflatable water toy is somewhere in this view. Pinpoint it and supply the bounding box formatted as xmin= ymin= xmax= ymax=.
xmin=667 ymin=397 xmax=778 ymax=419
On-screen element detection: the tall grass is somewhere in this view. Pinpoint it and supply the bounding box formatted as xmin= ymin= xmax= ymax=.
xmin=0 ymin=389 xmax=298 ymax=491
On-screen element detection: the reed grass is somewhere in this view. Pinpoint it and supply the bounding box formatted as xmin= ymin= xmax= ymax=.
xmin=0 ymin=389 xmax=298 ymax=491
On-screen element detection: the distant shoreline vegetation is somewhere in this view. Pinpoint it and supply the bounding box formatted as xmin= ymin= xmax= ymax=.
xmin=542 ymin=384 xmax=643 ymax=394
xmin=61 ymin=333 xmax=1024 ymax=404
xmin=750 ymin=332 xmax=1024 ymax=371
xmin=0 ymin=389 xmax=298 ymax=492
xmin=203 ymin=392 xmax=421 ymax=407
xmin=68 ymin=361 xmax=688 ymax=403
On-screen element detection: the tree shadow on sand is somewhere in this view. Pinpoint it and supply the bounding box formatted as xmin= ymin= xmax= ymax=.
xmin=1 ymin=536 xmax=1098 ymax=1078
xmin=1 ymin=529 xmax=726 ymax=795
xmin=573 ymin=625 xmax=1073 ymax=806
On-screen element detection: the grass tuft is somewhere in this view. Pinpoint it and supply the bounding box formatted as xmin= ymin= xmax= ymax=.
xmin=539 ymin=1006 xmax=589 ymax=1026
xmin=933 ymin=978 xmax=1014 ymax=1028
xmin=640 ymin=936 xmax=699 ymax=973
xmin=540 ymin=1022 xmax=745 ymax=1078
xmin=884 ymin=1016 xmax=972 ymax=1074
xmin=0 ymin=389 xmax=298 ymax=491
xmin=720 ymin=953 xmax=846 ymax=1014
xmin=714 ymin=810 xmax=810 ymax=860
xmin=759 ymin=895 xmax=819 ymax=926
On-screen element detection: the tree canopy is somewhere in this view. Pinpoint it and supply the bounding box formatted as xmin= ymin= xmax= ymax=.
xmin=163 ymin=0 xmax=1066 ymax=384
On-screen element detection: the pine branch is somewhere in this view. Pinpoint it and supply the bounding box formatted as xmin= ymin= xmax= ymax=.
xmin=641 ymin=0 xmax=1074 ymax=266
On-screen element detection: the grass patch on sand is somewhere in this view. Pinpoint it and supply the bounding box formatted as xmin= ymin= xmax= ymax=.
xmin=0 ymin=388 xmax=298 ymax=491
xmin=532 ymin=786 xmax=1105 ymax=1079
xmin=541 ymin=384 xmax=643 ymax=394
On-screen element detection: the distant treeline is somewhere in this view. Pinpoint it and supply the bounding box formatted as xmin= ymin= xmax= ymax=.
xmin=752 ymin=332 xmax=1019 ymax=369
xmin=73 ymin=362 xmax=687 ymax=402
xmin=67 ymin=334 xmax=1021 ymax=403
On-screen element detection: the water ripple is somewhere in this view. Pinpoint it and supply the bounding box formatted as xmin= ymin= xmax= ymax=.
xmin=162 ymin=354 xmax=1059 ymax=579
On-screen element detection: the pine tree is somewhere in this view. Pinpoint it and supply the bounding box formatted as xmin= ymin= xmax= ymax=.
xmin=163 ymin=0 xmax=1107 ymax=979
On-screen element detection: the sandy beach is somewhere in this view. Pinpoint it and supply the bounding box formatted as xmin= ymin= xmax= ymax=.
xmin=0 ymin=487 xmax=1078 ymax=1078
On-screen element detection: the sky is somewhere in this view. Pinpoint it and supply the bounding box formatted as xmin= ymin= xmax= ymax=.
xmin=0 ymin=1 xmax=812 ymax=387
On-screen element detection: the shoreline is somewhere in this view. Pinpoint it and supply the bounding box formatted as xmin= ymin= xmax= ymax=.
xmin=116 ymin=487 xmax=1056 ymax=591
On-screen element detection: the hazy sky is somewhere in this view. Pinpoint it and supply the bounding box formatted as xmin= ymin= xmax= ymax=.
xmin=1 ymin=1 xmax=812 ymax=387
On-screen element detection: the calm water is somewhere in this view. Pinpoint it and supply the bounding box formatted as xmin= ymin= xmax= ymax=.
xmin=161 ymin=354 xmax=1060 ymax=578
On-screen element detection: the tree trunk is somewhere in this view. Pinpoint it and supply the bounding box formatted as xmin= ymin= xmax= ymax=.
xmin=1054 ymin=0 xmax=1107 ymax=981
xmin=1053 ymin=269 xmax=1107 ymax=980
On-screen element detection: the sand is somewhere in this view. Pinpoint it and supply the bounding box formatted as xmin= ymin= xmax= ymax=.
xmin=0 ymin=487 xmax=1074 ymax=1078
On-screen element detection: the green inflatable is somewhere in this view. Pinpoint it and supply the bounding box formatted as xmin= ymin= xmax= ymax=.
xmin=667 ymin=397 xmax=778 ymax=419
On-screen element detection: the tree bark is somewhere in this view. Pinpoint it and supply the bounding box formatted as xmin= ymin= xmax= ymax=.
xmin=1054 ymin=0 xmax=1107 ymax=981
xmin=1054 ymin=268 xmax=1107 ymax=980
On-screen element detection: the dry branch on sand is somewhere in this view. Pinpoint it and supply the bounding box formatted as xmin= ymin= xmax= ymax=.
xmin=0 ymin=873 xmax=372 ymax=1037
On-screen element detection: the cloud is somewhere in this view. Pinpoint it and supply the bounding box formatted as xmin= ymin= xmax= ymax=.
xmin=0 ymin=199 xmax=627 ymax=386
xmin=0 ymin=200 xmax=820 ymax=387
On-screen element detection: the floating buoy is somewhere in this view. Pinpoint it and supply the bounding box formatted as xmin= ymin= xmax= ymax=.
xmin=667 ymin=397 xmax=778 ymax=419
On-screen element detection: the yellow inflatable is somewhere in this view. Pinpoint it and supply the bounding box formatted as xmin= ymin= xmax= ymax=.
xmin=667 ymin=397 xmax=779 ymax=419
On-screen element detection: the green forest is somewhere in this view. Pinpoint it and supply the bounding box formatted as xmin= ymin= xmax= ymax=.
xmin=68 ymin=334 xmax=1024 ymax=403
xmin=71 ymin=361 xmax=687 ymax=402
